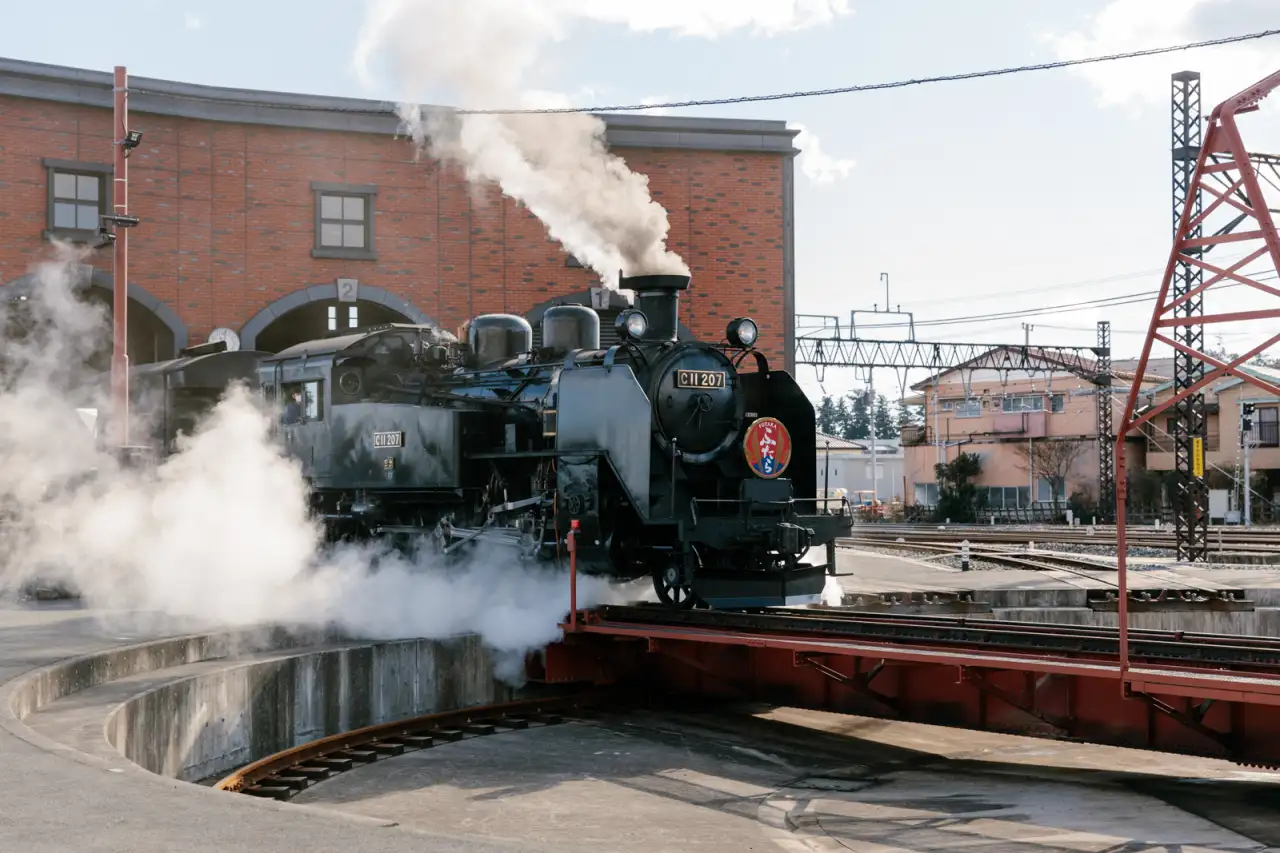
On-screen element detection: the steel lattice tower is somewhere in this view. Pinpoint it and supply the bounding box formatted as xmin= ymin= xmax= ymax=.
xmin=1096 ymin=320 xmax=1115 ymax=522
xmin=1171 ymin=71 xmax=1209 ymax=561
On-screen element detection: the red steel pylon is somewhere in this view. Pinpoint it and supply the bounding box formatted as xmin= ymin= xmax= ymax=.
xmin=1116 ymin=68 xmax=1280 ymax=677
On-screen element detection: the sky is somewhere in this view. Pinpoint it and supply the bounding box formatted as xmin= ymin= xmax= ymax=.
xmin=2 ymin=0 xmax=1279 ymax=404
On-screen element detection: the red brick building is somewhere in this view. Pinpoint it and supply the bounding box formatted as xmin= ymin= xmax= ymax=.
xmin=0 ymin=58 xmax=799 ymax=370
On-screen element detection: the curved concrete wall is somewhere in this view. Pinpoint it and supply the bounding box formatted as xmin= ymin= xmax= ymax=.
xmin=8 ymin=628 xmax=311 ymax=719
xmin=7 ymin=628 xmax=520 ymax=785
xmin=106 ymin=636 xmax=513 ymax=783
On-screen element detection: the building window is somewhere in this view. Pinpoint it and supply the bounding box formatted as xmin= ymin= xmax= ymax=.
xmin=44 ymin=158 xmax=112 ymax=241
xmin=1259 ymin=406 xmax=1278 ymax=448
xmin=914 ymin=483 xmax=940 ymax=505
xmin=311 ymin=182 xmax=377 ymax=260
xmin=1037 ymin=477 xmax=1065 ymax=502
xmin=1050 ymin=394 xmax=1065 ymax=413
xmin=954 ymin=398 xmax=982 ymax=418
xmin=987 ymin=485 xmax=1032 ymax=509
xmin=1002 ymin=394 xmax=1045 ymax=413
xmin=326 ymin=304 xmax=360 ymax=332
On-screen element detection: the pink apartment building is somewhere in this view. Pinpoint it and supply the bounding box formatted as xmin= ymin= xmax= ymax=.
xmin=900 ymin=350 xmax=1166 ymax=513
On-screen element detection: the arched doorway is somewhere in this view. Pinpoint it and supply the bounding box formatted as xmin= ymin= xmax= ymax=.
xmin=239 ymin=283 xmax=433 ymax=353
xmin=1 ymin=267 xmax=186 ymax=370
xmin=524 ymin=287 xmax=696 ymax=350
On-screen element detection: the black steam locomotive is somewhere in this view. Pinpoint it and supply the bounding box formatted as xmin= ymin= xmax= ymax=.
xmin=129 ymin=274 xmax=852 ymax=609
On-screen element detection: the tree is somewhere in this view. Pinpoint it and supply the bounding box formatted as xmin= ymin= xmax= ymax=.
xmin=1014 ymin=438 xmax=1088 ymax=511
xmin=816 ymin=396 xmax=841 ymax=435
xmin=834 ymin=396 xmax=852 ymax=439
xmin=873 ymin=394 xmax=898 ymax=439
xmin=935 ymin=452 xmax=983 ymax=523
xmin=899 ymin=403 xmax=925 ymax=429
xmin=844 ymin=391 xmax=871 ymax=440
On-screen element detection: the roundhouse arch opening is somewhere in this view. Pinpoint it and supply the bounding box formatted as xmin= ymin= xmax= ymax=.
xmin=1 ymin=268 xmax=186 ymax=372
xmin=524 ymin=287 xmax=696 ymax=350
xmin=239 ymin=285 xmax=433 ymax=354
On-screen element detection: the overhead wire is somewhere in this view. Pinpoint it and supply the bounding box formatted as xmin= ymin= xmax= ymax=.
xmin=130 ymin=28 xmax=1280 ymax=116
xmin=805 ymin=270 xmax=1280 ymax=333
xmin=457 ymin=28 xmax=1280 ymax=114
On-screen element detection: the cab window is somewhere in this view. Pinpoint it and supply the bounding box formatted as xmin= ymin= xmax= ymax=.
xmin=281 ymin=380 xmax=323 ymax=424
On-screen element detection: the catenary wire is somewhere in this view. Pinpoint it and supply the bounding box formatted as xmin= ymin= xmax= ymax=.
xmin=799 ymin=271 xmax=1280 ymax=333
xmin=130 ymin=29 xmax=1280 ymax=117
xmin=459 ymin=28 xmax=1280 ymax=114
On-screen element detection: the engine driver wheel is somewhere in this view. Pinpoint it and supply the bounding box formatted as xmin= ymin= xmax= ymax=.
xmin=652 ymin=563 xmax=698 ymax=610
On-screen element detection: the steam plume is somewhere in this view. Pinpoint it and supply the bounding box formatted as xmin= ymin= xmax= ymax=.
xmin=0 ymin=249 xmax=633 ymax=684
xmin=354 ymin=0 xmax=850 ymax=287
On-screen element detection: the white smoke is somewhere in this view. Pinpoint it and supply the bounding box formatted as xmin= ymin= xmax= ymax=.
xmin=353 ymin=0 xmax=850 ymax=287
xmin=0 ymin=248 xmax=638 ymax=685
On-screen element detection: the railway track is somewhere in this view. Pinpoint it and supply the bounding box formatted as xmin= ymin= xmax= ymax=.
xmin=843 ymin=525 xmax=1280 ymax=552
xmin=593 ymin=604 xmax=1280 ymax=671
xmin=841 ymin=536 xmax=1117 ymax=572
xmin=214 ymin=693 xmax=606 ymax=801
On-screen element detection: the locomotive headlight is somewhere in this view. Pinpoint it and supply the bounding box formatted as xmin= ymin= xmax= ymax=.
xmin=616 ymin=309 xmax=649 ymax=340
xmin=726 ymin=317 xmax=758 ymax=348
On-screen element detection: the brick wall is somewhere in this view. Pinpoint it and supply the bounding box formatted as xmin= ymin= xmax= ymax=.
xmin=0 ymin=94 xmax=790 ymax=367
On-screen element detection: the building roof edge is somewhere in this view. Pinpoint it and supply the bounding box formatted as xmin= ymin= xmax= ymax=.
xmin=0 ymin=56 xmax=799 ymax=153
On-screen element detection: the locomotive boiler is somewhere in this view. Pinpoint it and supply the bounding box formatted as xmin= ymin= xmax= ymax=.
xmin=256 ymin=273 xmax=852 ymax=609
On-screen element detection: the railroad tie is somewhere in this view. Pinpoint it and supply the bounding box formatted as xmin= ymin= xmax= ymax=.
xmin=291 ymin=765 xmax=333 ymax=780
xmin=271 ymin=775 xmax=311 ymax=791
xmin=497 ymin=718 xmax=530 ymax=730
xmin=244 ymin=785 xmax=292 ymax=800
xmin=429 ymin=729 xmax=465 ymax=742
xmin=313 ymin=757 xmax=354 ymax=771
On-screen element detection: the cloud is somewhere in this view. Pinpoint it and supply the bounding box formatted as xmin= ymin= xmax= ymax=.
xmin=184 ymin=11 xmax=204 ymax=30
xmin=792 ymin=123 xmax=855 ymax=185
xmin=1042 ymin=0 xmax=1280 ymax=108
xmin=567 ymin=0 xmax=853 ymax=38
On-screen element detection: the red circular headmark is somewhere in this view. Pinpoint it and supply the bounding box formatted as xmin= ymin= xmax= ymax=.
xmin=743 ymin=417 xmax=792 ymax=479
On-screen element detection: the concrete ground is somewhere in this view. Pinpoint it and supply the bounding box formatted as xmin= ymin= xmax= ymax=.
xmin=293 ymin=703 xmax=1280 ymax=853
xmin=5 ymin=597 xmax=1280 ymax=853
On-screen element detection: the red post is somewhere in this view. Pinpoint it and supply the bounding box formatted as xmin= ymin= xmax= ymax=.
xmin=1114 ymin=437 xmax=1129 ymax=675
xmin=111 ymin=65 xmax=129 ymax=447
xmin=568 ymin=519 xmax=579 ymax=631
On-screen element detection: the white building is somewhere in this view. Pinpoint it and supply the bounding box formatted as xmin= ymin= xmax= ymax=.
xmin=815 ymin=432 xmax=904 ymax=503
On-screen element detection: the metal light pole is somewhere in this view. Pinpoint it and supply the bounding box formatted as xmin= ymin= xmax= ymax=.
xmin=868 ymin=385 xmax=879 ymax=512
xmin=823 ymin=439 xmax=831 ymax=513
xmin=1243 ymin=402 xmax=1255 ymax=527
xmin=111 ymin=65 xmax=130 ymax=446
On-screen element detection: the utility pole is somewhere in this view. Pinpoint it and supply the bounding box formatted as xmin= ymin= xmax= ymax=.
xmin=111 ymin=65 xmax=130 ymax=447
xmin=1022 ymin=323 xmax=1034 ymax=347
xmin=867 ymin=385 xmax=879 ymax=513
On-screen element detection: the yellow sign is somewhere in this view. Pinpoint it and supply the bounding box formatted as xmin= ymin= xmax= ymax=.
xmin=1193 ymin=436 xmax=1204 ymax=478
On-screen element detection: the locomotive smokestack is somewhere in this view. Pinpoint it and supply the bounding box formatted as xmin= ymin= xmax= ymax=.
xmin=620 ymin=273 xmax=690 ymax=342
